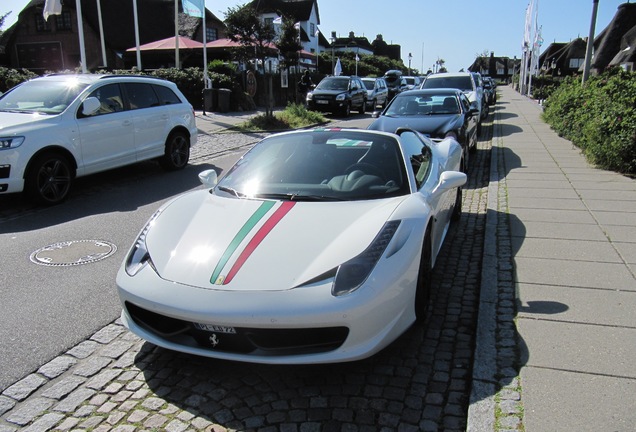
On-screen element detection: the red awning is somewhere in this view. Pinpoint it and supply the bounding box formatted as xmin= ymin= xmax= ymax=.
xmin=126 ymin=36 xmax=204 ymax=51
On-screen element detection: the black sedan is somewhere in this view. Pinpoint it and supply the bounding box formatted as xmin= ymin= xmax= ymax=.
xmin=368 ymin=88 xmax=479 ymax=172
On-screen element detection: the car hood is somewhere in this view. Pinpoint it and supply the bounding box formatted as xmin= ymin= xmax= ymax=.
xmin=145 ymin=190 xmax=405 ymax=291
xmin=311 ymin=89 xmax=346 ymax=97
xmin=0 ymin=111 xmax=53 ymax=132
xmin=369 ymin=114 xmax=462 ymax=135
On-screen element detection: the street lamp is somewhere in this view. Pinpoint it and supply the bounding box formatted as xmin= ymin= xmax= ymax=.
xmin=408 ymin=52 xmax=412 ymax=76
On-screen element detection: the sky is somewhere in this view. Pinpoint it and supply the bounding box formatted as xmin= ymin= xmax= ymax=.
xmin=1 ymin=0 xmax=630 ymax=73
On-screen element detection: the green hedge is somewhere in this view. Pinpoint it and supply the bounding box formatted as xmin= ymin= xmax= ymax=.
xmin=0 ymin=67 xmax=38 ymax=93
xmin=542 ymin=68 xmax=636 ymax=175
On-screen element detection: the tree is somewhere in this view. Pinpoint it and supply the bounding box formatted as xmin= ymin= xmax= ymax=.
xmin=224 ymin=4 xmax=277 ymax=116
xmin=0 ymin=12 xmax=11 ymax=37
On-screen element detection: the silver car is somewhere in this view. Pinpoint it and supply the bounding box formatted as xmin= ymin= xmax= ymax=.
xmin=362 ymin=77 xmax=389 ymax=110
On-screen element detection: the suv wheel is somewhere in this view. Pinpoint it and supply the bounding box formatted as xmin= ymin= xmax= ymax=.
xmin=359 ymin=99 xmax=366 ymax=115
xmin=159 ymin=131 xmax=190 ymax=171
xmin=341 ymin=103 xmax=351 ymax=117
xmin=25 ymin=152 xmax=74 ymax=205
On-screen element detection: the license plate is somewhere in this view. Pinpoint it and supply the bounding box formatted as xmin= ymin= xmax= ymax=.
xmin=317 ymin=100 xmax=328 ymax=104
xmin=193 ymin=323 xmax=236 ymax=333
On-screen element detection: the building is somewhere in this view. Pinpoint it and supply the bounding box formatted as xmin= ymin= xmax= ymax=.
xmin=0 ymin=0 xmax=226 ymax=71
xmin=592 ymin=2 xmax=636 ymax=72
xmin=468 ymin=53 xmax=520 ymax=82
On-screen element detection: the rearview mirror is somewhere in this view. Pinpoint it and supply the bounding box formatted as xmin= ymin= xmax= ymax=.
xmin=431 ymin=171 xmax=467 ymax=196
xmin=198 ymin=169 xmax=218 ymax=187
xmin=81 ymin=97 xmax=100 ymax=116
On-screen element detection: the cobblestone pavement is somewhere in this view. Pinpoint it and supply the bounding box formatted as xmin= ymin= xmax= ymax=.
xmin=0 ymin=116 xmax=499 ymax=431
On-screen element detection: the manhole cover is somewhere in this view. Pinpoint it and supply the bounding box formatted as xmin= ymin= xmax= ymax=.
xmin=30 ymin=240 xmax=117 ymax=267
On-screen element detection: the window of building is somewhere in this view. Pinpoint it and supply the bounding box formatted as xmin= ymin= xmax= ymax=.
xmin=35 ymin=14 xmax=51 ymax=32
xmin=569 ymin=58 xmax=584 ymax=69
xmin=205 ymin=27 xmax=218 ymax=42
xmin=310 ymin=23 xmax=315 ymax=37
xmin=55 ymin=11 xmax=72 ymax=31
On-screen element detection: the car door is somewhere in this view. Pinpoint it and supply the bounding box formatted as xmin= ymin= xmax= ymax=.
xmin=75 ymin=83 xmax=136 ymax=175
xmin=351 ymin=78 xmax=364 ymax=108
xmin=123 ymin=82 xmax=169 ymax=161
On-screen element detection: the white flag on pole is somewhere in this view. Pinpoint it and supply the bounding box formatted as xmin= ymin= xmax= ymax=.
xmin=43 ymin=0 xmax=62 ymax=21
xmin=334 ymin=57 xmax=342 ymax=76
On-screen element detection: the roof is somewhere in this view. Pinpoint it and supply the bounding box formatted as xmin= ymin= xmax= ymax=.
xmin=592 ymin=2 xmax=636 ymax=70
xmin=3 ymin=0 xmax=225 ymax=52
xmin=249 ymin=0 xmax=320 ymax=23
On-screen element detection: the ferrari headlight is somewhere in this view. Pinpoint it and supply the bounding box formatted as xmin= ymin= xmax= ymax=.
xmin=125 ymin=209 xmax=162 ymax=276
xmin=335 ymin=93 xmax=346 ymax=101
xmin=332 ymin=220 xmax=401 ymax=296
xmin=0 ymin=136 xmax=25 ymax=150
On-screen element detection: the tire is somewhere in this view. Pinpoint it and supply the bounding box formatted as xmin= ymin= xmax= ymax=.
xmin=359 ymin=100 xmax=366 ymax=115
xmin=159 ymin=131 xmax=190 ymax=171
xmin=370 ymin=98 xmax=377 ymax=110
xmin=25 ymin=152 xmax=74 ymax=206
xmin=415 ymin=228 xmax=433 ymax=322
xmin=341 ymin=103 xmax=351 ymax=118
xmin=451 ymin=187 xmax=462 ymax=222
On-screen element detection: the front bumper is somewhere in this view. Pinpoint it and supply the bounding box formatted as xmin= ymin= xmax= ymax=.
xmin=116 ymin=248 xmax=419 ymax=364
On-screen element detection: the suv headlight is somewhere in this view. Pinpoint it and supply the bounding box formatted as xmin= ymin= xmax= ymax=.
xmin=336 ymin=93 xmax=346 ymax=101
xmin=306 ymin=92 xmax=313 ymax=101
xmin=0 ymin=136 xmax=25 ymax=150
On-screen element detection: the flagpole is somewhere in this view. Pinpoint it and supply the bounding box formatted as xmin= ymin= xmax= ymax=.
xmin=175 ymin=0 xmax=180 ymax=68
xmin=133 ymin=0 xmax=142 ymax=70
xmin=76 ymin=0 xmax=88 ymax=72
xmin=203 ymin=3 xmax=209 ymax=88
xmin=96 ymin=0 xmax=107 ymax=68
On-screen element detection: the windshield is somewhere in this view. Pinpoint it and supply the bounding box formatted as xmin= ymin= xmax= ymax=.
xmin=386 ymin=94 xmax=460 ymax=116
xmin=421 ymin=76 xmax=473 ymax=92
xmin=215 ymin=130 xmax=410 ymax=201
xmin=362 ymin=80 xmax=375 ymax=90
xmin=0 ymin=79 xmax=89 ymax=114
xmin=315 ymin=78 xmax=349 ymax=91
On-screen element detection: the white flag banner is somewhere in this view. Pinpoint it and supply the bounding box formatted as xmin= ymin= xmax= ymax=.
xmin=43 ymin=0 xmax=62 ymax=21
xmin=334 ymin=57 xmax=342 ymax=76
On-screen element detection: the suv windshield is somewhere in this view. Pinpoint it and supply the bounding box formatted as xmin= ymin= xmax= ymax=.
xmin=421 ymin=76 xmax=473 ymax=92
xmin=362 ymin=80 xmax=375 ymax=90
xmin=316 ymin=78 xmax=349 ymax=91
xmin=0 ymin=80 xmax=89 ymax=115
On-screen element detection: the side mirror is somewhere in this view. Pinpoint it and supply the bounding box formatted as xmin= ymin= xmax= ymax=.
xmin=371 ymin=111 xmax=381 ymax=118
xmin=431 ymin=171 xmax=467 ymax=196
xmin=198 ymin=169 xmax=218 ymax=187
xmin=81 ymin=97 xmax=100 ymax=116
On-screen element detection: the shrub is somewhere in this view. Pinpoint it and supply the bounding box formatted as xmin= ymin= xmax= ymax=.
xmin=0 ymin=67 xmax=38 ymax=92
xmin=543 ymin=68 xmax=636 ymax=175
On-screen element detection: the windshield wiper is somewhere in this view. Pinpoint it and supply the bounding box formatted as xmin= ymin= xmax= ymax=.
xmin=255 ymin=193 xmax=344 ymax=202
xmin=217 ymin=185 xmax=245 ymax=198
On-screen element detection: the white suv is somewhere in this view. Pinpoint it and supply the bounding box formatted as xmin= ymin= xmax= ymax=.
xmin=0 ymin=74 xmax=197 ymax=205
xmin=420 ymin=72 xmax=485 ymax=135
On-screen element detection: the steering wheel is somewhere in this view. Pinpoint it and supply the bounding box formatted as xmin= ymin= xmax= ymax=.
xmin=344 ymin=163 xmax=385 ymax=180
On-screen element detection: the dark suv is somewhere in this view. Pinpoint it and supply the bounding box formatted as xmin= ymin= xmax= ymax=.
xmin=307 ymin=75 xmax=368 ymax=117
xmin=383 ymin=70 xmax=408 ymax=101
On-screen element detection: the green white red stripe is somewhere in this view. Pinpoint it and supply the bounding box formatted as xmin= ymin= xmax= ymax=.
xmin=210 ymin=201 xmax=296 ymax=285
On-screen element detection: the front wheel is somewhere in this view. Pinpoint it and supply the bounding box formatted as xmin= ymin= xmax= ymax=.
xmin=25 ymin=152 xmax=74 ymax=206
xmin=159 ymin=131 xmax=190 ymax=171
xmin=451 ymin=187 xmax=462 ymax=222
xmin=359 ymin=100 xmax=366 ymax=115
xmin=340 ymin=103 xmax=351 ymax=118
xmin=415 ymin=228 xmax=433 ymax=322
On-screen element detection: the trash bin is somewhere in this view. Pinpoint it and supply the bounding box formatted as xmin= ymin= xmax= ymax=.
xmin=203 ymin=88 xmax=218 ymax=112
xmin=217 ymin=88 xmax=231 ymax=113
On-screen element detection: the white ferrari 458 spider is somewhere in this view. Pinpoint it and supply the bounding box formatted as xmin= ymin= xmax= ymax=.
xmin=116 ymin=127 xmax=466 ymax=364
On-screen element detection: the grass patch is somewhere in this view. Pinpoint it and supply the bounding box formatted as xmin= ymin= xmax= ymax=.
xmin=235 ymin=103 xmax=327 ymax=132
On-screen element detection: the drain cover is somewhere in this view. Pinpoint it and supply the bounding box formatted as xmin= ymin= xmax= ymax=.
xmin=30 ymin=240 xmax=117 ymax=267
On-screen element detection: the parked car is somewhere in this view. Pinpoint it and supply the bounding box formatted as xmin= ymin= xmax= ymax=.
xmin=361 ymin=77 xmax=389 ymax=110
xmin=368 ymin=88 xmax=479 ymax=173
xmin=306 ymin=75 xmax=367 ymax=117
xmin=383 ymin=70 xmax=408 ymax=101
xmin=470 ymin=72 xmax=489 ymax=119
xmin=482 ymin=76 xmax=497 ymax=105
xmin=0 ymin=74 xmax=197 ymax=205
xmin=116 ymin=127 xmax=466 ymax=364
xmin=403 ymin=76 xmax=421 ymax=90
xmin=420 ymin=72 xmax=485 ymax=135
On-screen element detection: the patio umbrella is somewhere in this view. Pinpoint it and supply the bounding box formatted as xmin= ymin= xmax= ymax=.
xmin=334 ymin=57 xmax=342 ymax=76
xmin=126 ymin=35 xmax=204 ymax=51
